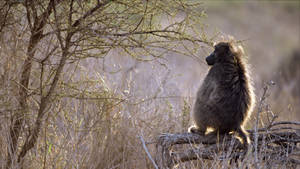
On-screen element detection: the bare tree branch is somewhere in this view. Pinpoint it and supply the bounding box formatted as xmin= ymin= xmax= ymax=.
xmin=6 ymin=0 xmax=62 ymax=168
xmin=17 ymin=0 xmax=112 ymax=163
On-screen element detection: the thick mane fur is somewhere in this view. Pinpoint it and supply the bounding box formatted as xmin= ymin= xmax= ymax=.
xmin=190 ymin=41 xmax=255 ymax=145
xmin=230 ymin=42 xmax=255 ymax=123
xmin=214 ymin=42 xmax=255 ymax=126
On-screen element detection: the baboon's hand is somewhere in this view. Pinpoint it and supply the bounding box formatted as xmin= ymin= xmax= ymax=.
xmin=188 ymin=126 xmax=205 ymax=135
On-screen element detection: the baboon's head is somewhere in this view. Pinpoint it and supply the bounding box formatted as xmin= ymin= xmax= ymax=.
xmin=206 ymin=42 xmax=239 ymax=66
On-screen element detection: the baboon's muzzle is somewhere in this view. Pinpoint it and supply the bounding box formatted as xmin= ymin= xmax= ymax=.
xmin=206 ymin=52 xmax=215 ymax=65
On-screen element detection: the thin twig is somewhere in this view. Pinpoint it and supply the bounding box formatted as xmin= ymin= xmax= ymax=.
xmin=254 ymin=85 xmax=269 ymax=168
xmin=139 ymin=135 xmax=159 ymax=169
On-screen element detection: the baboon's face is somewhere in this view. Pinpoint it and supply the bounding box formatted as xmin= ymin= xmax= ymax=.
xmin=206 ymin=42 xmax=232 ymax=65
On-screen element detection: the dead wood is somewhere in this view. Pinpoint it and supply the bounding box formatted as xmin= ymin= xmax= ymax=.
xmin=155 ymin=121 xmax=300 ymax=169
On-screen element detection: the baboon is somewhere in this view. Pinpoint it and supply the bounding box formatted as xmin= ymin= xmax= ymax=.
xmin=189 ymin=41 xmax=255 ymax=146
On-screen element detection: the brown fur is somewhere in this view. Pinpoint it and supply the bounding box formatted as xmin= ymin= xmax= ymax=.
xmin=189 ymin=42 xmax=255 ymax=146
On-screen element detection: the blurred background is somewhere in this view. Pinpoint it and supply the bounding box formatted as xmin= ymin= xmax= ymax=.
xmin=98 ymin=0 xmax=300 ymax=125
xmin=205 ymin=1 xmax=300 ymax=121
xmin=0 ymin=0 xmax=299 ymax=168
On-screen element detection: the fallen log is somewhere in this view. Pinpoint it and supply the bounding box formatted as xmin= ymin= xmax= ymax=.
xmin=155 ymin=121 xmax=300 ymax=169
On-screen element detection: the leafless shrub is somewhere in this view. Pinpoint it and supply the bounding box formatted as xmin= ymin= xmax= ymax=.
xmin=0 ymin=0 xmax=211 ymax=168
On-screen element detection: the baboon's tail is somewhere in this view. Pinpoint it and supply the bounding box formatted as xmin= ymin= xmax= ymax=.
xmin=236 ymin=126 xmax=251 ymax=146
